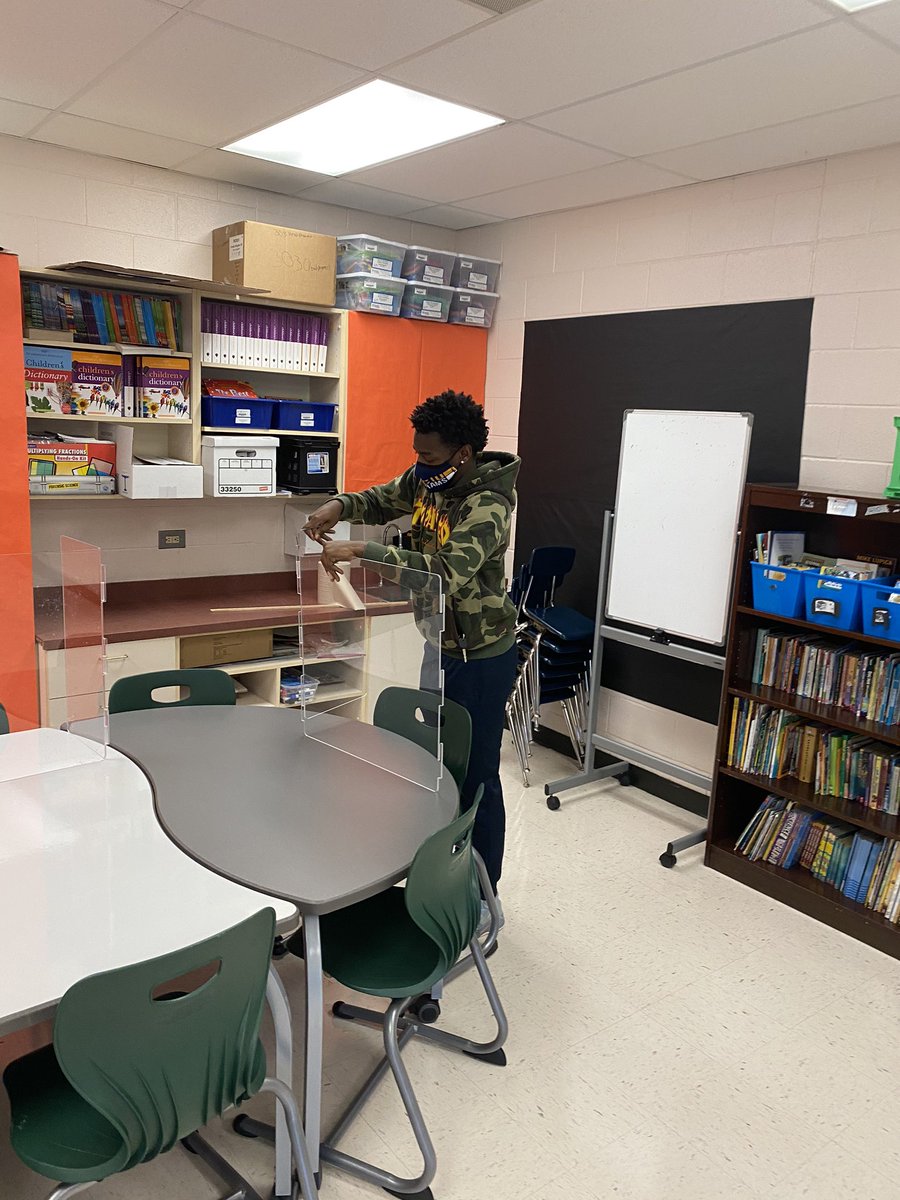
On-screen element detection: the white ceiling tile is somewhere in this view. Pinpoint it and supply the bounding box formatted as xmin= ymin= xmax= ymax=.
xmin=0 ymin=98 xmax=51 ymax=137
xmin=297 ymin=180 xmax=431 ymax=216
xmin=857 ymin=6 xmax=900 ymax=50
xmin=646 ymin=95 xmax=900 ymax=180
xmin=347 ymin=124 xmax=618 ymax=204
xmin=32 ymin=114 xmax=203 ymax=169
xmin=403 ymin=205 xmax=504 ymax=230
xmin=191 ymin=0 xmax=489 ymax=69
xmin=68 ymin=14 xmax=363 ymax=146
xmin=176 ymin=148 xmax=330 ymax=194
xmin=465 ymin=159 xmax=695 ymax=220
xmin=386 ymin=0 xmax=831 ymax=120
xmin=534 ymin=25 xmax=900 ymax=157
xmin=0 ymin=1 xmax=174 ymax=109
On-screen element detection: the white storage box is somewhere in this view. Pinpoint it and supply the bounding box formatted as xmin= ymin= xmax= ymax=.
xmin=202 ymin=434 xmax=279 ymax=497
xmin=448 ymin=288 xmax=499 ymax=328
xmin=336 ymin=234 xmax=407 ymax=278
xmin=105 ymin=424 xmax=203 ymax=499
xmin=335 ymin=273 xmax=405 ymax=316
xmin=451 ymin=254 xmax=501 ymax=292
xmin=401 ymin=245 xmax=456 ymax=286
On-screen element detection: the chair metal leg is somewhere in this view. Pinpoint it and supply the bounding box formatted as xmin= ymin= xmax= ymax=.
xmin=47 ymin=1186 xmax=95 ymax=1200
xmin=181 ymin=1132 xmax=267 ymax=1200
xmin=259 ymin=1077 xmax=320 ymax=1200
xmin=320 ymin=998 xmax=437 ymax=1195
xmin=412 ymin=937 xmax=508 ymax=1066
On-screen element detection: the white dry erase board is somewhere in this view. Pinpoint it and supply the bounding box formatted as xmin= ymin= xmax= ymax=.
xmin=605 ymin=409 xmax=753 ymax=645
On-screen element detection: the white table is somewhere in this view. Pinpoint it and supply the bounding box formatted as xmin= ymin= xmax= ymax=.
xmin=0 ymin=726 xmax=297 ymax=1032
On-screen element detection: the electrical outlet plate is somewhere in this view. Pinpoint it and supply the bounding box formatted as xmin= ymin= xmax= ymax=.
xmin=158 ymin=529 xmax=186 ymax=549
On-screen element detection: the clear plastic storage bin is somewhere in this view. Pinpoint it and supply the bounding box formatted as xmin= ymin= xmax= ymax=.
xmin=448 ymin=288 xmax=499 ymax=329
xmin=335 ymin=273 xmax=405 ymax=316
xmin=336 ymin=234 xmax=406 ymax=278
xmin=400 ymin=282 xmax=453 ymax=322
xmin=401 ymin=245 xmax=456 ymax=286
xmin=451 ymin=254 xmax=501 ymax=292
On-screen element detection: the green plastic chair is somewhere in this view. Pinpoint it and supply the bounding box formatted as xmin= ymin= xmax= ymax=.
xmin=309 ymin=799 xmax=508 ymax=1197
xmin=108 ymin=668 xmax=236 ymax=714
xmin=0 ymin=702 xmax=9 ymax=735
xmin=373 ymin=686 xmax=471 ymax=793
xmin=3 ymin=908 xmax=318 ymax=1200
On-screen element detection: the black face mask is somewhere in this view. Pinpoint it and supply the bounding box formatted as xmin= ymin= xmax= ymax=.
xmin=414 ymin=448 xmax=463 ymax=493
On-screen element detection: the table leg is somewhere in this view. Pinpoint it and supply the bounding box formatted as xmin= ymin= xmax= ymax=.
xmin=303 ymin=914 xmax=323 ymax=1175
xmin=266 ymin=966 xmax=294 ymax=1198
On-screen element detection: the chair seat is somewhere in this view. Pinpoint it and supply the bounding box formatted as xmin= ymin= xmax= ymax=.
xmin=4 ymin=1045 xmax=128 ymax=1183
xmin=526 ymin=606 xmax=594 ymax=642
xmin=315 ymin=888 xmax=444 ymax=999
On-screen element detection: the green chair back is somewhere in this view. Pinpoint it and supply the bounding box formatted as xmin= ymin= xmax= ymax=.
xmin=51 ymin=907 xmax=274 ymax=1174
xmin=108 ymin=668 xmax=236 ymax=714
xmin=404 ymin=794 xmax=482 ymax=977
xmin=373 ymin=686 xmax=471 ymax=793
xmin=0 ymin=702 xmax=8 ymax=735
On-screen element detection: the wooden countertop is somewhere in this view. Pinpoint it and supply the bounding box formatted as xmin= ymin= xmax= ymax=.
xmin=34 ymin=571 xmax=408 ymax=649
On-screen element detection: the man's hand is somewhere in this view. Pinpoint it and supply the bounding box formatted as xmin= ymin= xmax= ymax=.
xmin=321 ymin=540 xmax=367 ymax=582
xmin=303 ymin=499 xmax=344 ymax=545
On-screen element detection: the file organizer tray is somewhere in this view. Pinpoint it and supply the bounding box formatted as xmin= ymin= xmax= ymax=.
xmin=803 ymin=571 xmax=862 ymax=632
xmin=859 ymin=576 xmax=900 ymax=642
xmin=749 ymin=561 xmax=806 ymax=618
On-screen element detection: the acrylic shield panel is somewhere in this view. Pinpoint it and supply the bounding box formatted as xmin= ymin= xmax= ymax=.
xmin=295 ymin=551 xmax=445 ymax=791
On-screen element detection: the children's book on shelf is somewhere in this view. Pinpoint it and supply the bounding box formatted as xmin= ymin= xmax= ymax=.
xmin=22 ymin=279 xmax=182 ymax=349
xmin=137 ymin=356 xmax=191 ymax=420
xmin=24 ymin=345 xmax=123 ymax=416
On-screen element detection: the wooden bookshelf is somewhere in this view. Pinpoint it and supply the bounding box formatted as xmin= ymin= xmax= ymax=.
xmin=706 ymin=484 xmax=900 ymax=960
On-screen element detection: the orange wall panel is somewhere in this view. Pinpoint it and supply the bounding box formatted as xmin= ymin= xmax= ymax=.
xmin=343 ymin=312 xmax=488 ymax=493
xmin=0 ymin=252 xmax=38 ymax=729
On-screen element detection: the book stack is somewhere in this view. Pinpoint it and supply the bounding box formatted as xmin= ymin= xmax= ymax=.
xmin=814 ymin=731 xmax=900 ymax=815
xmin=735 ymin=797 xmax=900 ymax=922
xmin=22 ymin=280 xmax=182 ymax=349
xmin=200 ymin=302 xmax=330 ymax=372
xmin=751 ymin=629 xmax=900 ymax=727
xmin=727 ymin=697 xmax=810 ymax=779
xmin=121 ymin=356 xmax=191 ymax=419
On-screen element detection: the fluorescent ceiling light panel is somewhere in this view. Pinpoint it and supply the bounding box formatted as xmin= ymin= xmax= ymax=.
xmin=825 ymin=0 xmax=894 ymax=10
xmin=223 ymin=80 xmax=504 ymax=176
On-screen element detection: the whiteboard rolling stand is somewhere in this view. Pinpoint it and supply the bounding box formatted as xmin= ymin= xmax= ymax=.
xmin=544 ymin=410 xmax=753 ymax=867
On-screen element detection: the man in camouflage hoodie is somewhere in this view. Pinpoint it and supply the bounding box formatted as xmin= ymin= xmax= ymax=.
xmin=304 ymin=391 xmax=520 ymax=904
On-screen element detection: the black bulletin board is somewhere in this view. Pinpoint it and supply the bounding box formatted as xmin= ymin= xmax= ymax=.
xmin=516 ymin=299 xmax=812 ymax=725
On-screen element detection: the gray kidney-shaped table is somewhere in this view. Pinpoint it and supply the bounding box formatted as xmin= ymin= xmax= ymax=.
xmin=80 ymin=705 xmax=458 ymax=1196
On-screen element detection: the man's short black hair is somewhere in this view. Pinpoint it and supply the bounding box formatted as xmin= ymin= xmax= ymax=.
xmin=410 ymin=390 xmax=489 ymax=453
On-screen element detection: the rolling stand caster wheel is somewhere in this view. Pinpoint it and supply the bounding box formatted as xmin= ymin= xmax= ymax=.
xmin=546 ymin=794 xmax=561 ymax=811
xmin=618 ymin=769 xmax=633 ymax=787
xmin=408 ymin=994 xmax=441 ymax=1024
xmin=271 ymin=936 xmax=290 ymax=959
xmin=659 ymin=851 xmax=677 ymax=868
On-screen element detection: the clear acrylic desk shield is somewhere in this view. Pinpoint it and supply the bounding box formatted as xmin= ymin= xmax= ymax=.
xmin=0 ymin=539 xmax=109 ymax=782
xmin=295 ymin=552 xmax=445 ymax=792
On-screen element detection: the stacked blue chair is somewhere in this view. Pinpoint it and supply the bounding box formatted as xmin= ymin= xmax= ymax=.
xmin=506 ymin=547 xmax=594 ymax=781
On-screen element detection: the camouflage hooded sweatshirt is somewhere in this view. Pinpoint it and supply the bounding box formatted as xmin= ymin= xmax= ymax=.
xmin=336 ymin=452 xmax=520 ymax=661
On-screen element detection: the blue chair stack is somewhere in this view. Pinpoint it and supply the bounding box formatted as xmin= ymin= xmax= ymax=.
xmin=506 ymin=547 xmax=594 ymax=780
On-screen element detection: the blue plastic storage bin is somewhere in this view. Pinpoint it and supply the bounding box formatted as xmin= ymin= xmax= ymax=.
xmin=272 ymin=400 xmax=336 ymax=434
xmin=749 ymin=561 xmax=806 ymax=618
xmin=803 ymin=571 xmax=862 ymax=632
xmin=201 ymin=395 xmax=274 ymax=430
xmin=859 ymin=576 xmax=900 ymax=642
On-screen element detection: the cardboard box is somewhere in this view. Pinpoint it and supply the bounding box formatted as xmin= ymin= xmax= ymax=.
xmin=25 ymin=345 xmax=123 ymax=416
xmin=212 ymin=221 xmax=336 ymax=307
xmin=202 ymin=434 xmax=279 ymax=497
xmin=180 ymin=628 xmax=273 ymax=668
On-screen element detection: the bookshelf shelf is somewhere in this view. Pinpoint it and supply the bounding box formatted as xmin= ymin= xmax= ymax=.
xmin=27 ymin=414 xmax=190 ymax=425
xmin=707 ymin=485 xmax=900 ymax=959
xmin=729 ymin=681 xmax=900 ymax=747
xmin=200 ymin=426 xmax=336 ymax=438
xmin=707 ymin=840 xmax=900 ymax=957
xmin=199 ymin=361 xmax=340 ymax=380
xmin=717 ymin=764 xmax=900 ymax=840
xmin=23 ymin=338 xmax=187 ymax=357
xmin=735 ymin=605 xmax=900 ymax=653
